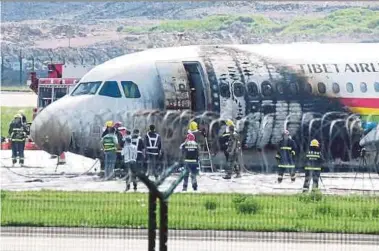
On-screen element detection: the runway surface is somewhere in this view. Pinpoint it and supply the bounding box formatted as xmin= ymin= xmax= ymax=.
xmin=1 ymin=227 xmax=378 ymax=251
xmin=1 ymin=150 xmax=379 ymax=195
xmin=0 ymin=91 xmax=37 ymax=107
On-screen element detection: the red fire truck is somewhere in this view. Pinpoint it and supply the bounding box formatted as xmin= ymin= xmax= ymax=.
xmin=1 ymin=63 xmax=93 ymax=151
xmin=29 ymin=63 xmax=93 ymax=119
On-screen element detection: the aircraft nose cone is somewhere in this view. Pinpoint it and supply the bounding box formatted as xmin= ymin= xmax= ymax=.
xmin=30 ymin=105 xmax=71 ymax=155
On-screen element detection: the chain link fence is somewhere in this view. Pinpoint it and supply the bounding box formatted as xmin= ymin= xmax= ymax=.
xmin=1 ymin=98 xmax=379 ymax=250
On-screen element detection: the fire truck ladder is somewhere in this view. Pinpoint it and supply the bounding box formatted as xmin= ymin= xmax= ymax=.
xmin=199 ymin=137 xmax=214 ymax=172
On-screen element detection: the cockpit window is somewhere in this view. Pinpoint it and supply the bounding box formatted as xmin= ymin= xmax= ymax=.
xmin=99 ymin=81 xmax=122 ymax=98
xmin=71 ymin=81 xmax=102 ymax=96
xmin=121 ymin=81 xmax=141 ymax=98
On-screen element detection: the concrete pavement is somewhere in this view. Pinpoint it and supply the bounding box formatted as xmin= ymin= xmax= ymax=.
xmin=1 ymin=227 xmax=378 ymax=251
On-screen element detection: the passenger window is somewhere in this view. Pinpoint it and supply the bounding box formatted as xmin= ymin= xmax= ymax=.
xmin=233 ymin=82 xmax=244 ymax=97
xmin=121 ymin=81 xmax=141 ymax=98
xmin=360 ymin=82 xmax=367 ymax=93
xmin=261 ymin=81 xmax=273 ymax=96
xmin=332 ymin=83 xmax=340 ymax=94
xmin=289 ymin=82 xmax=299 ymax=95
xmin=219 ymin=82 xmax=230 ymax=98
xmin=247 ymin=82 xmax=258 ymax=97
xmin=317 ymin=82 xmax=326 ymax=94
xmin=276 ymin=82 xmax=285 ymax=95
xmin=304 ymin=83 xmax=312 ymax=93
xmin=346 ymin=82 xmax=354 ymax=93
xmin=98 ymin=81 xmax=122 ymax=98
xmin=375 ymin=82 xmax=379 ymax=92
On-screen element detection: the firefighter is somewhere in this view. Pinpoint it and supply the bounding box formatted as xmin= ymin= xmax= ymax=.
xmin=101 ymin=127 xmax=119 ymax=180
xmin=219 ymin=120 xmax=234 ymax=171
xmin=113 ymin=121 xmax=125 ymax=174
xmin=187 ymin=121 xmax=206 ymax=150
xmin=276 ymin=130 xmax=297 ymax=183
xmin=17 ymin=109 xmax=28 ymax=152
xmin=17 ymin=110 xmax=27 ymax=125
xmin=223 ymin=125 xmax=242 ymax=179
xmin=9 ymin=114 xmax=27 ymax=166
xmin=181 ymin=133 xmax=200 ymax=191
xmin=122 ymin=137 xmax=138 ymax=191
xmin=131 ymin=129 xmax=145 ymax=175
xmin=303 ymin=139 xmax=323 ymax=192
xmin=101 ymin=121 xmax=114 ymax=137
xmin=145 ymin=124 xmax=162 ymax=180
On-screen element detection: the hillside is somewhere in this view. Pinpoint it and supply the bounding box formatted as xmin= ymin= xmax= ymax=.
xmin=1 ymin=1 xmax=379 ymax=85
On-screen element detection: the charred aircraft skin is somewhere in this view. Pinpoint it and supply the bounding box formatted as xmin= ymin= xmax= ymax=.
xmin=30 ymin=44 xmax=378 ymax=171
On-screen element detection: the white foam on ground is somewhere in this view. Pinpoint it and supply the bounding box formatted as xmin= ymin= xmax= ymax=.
xmin=1 ymin=150 xmax=379 ymax=195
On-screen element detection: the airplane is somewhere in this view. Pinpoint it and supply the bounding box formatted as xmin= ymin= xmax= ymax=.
xmin=30 ymin=42 xmax=379 ymax=172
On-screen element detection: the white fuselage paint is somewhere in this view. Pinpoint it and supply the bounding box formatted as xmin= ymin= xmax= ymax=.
xmin=30 ymin=43 xmax=379 ymax=161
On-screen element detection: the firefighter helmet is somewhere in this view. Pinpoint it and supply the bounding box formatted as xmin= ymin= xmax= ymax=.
xmin=105 ymin=121 xmax=113 ymax=127
xmin=310 ymin=139 xmax=320 ymax=147
xmin=189 ymin=121 xmax=198 ymax=131
xmin=14 ymin=114 xmax=22 ymax=119
xmin=186 ymin=133 xmax=195 ymax=141
xmin=18 ymin=109 xmax=25 ymax=115
xmin=226 ymin=119 xmax=234 ymax=127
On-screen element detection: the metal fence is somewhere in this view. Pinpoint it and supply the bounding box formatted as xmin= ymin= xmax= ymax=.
xmin=1 ymin=106 xmax=379 ymax=251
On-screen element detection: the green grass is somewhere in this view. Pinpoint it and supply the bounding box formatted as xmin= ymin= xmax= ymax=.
xmin=1 ymin=107 xmax=33 ymax=138
xmin=122 ymin=8 xmax=379 ymax=37
xmin=280 ymin=8 xmax=379 ymax=36
xmin=1 ymin=190 xmax=379 ymax=233
xmin=1 ymin=85 xmax=32 ymax=92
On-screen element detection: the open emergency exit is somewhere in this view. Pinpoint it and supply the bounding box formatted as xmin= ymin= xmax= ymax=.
xmin=155 ymin=61 xmax=206 ymax=112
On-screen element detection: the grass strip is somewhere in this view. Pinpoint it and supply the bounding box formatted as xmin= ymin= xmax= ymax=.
xmin=122 ymin=8 xmax=379 ymax=37
xmin=1 ymin=190 xmax=379 ymax=234
xmin=1 ymin=107 xmax=33 ymax=138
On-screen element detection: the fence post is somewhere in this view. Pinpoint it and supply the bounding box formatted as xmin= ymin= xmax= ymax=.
xmin=133 ymin=162 xmax=186 ymax=251
xmin=159 ymin=199 xmax=168 ymax=251
xmin=148 ymin=192 xmax=157 ymax=251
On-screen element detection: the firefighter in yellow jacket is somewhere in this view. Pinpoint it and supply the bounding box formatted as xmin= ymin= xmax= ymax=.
xmin=303 ymin=139 xmax=323 ymax=192
xmin=276 ymin=130 xmax=296 ymax=183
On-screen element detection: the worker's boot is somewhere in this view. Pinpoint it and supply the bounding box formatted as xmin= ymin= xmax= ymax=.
xmin=235 ymin=173 xmax=241 ymax=178
xmin=277 ymin=176 xmax=283 ymax=183
xmin=125 ymin=184 xmax=130 ymax=192
xmin=222 ymin=174 xmax=232 ymax=179
xmin=133 ymin=182 xmax=137 ymax=191
xmin=192 ymin=183 xmax=198 ymax=191
xmin=12 ymin=159 xmax=16 ymax=167
xmin=182 ymin=186 xmax=187 ymax=192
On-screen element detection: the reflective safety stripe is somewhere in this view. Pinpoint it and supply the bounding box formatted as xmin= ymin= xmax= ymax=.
xmin=275 ymin=154 xmax=280 ymax=158
xmin=12 ymin=139 xmax=25 ymax=142
xmin=291 ymin=151 xmax=296 ymax=155
xmin=132 ymin=136 xmax=141 ymax=150
xmin=184 ymin=159 xmax=197 ymax=162
xmin=280 ymin=146 xmax=292 ymax=150
xmin=278 ymin=164 xmax=295 ymax=168
xmin=306 ymin=154 xmax=320 ymax=158
xmin=305 ymin=166 xmax=321 ymax=170
xmin=103 ymin=135 xmax=116 ymax=151
xmin=137 ymin=151 xmax=143 ymax=154
xmin=146 ymin=133 xmax=159 ymax=149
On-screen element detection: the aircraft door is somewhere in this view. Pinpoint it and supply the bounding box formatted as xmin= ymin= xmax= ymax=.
xmin=155 ymin=61 xmax=191 ymax=110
